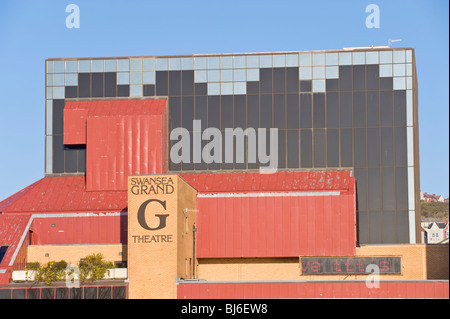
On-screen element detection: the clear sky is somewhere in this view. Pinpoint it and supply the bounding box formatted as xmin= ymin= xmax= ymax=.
xmin=0 ymin=0 xmax=448 ymax=201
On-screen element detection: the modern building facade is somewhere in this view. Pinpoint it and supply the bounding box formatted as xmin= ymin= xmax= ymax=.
xmin=1 ymin=47 xmax=448 ymax=299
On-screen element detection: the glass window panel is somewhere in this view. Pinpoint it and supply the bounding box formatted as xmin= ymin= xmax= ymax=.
xmin=354 ymin=128 xmax=366 ymax=167
xmin=368 ymin=168 xmax=381 ymax=211
xmin=393 ymin=63 xmax=405 ymax=76
xmin=354 ymin=168 xmax=368 ymax=212
xmin=352 ymin=52 xmax=365 ymax=65
xmin=393 ymin=50 xmax=406 ymax=63
xmin=46 ymin=60 xmax=53 ymax=73
xmin=379 ymin=64 xmax=392 ymax=77
xmin=300 ymin=129 xmax=312 ymax=168
xmin=353 ymin=65 xmax=366 ymax=91
xmin=234 ymin=55 xmax=246 ymax=69
xmin=382 ymin=167 xmax=395 ymax=210
xmin=340 ymin=128 xmax=353 ymax=167
xmin=220 ymin=56 xmax=233 ymax=69
xmin=65 ymin=73 xmax=78 ymax=86
xmin=194 ymin=70 xmax=207 ymax=83
xmin=366 ymin=65 xmax=379 ymax=90
xmin=105 ymin=59 xmax=117 ymax=72
xmin=407 ymin=127 xmax=414 ymax=166
xmin=260 ymin=55 xmax=273 ymax=68
xmin=143 ymin=71 xmax=155 ymax=84
xmin=299 ymin=67 xmax=312 ymax=80
xmin=379 ymin=51 xmax=392 ymax=64
xmin=340 ymin=92 xmax=352 ymax=127
xmin=142 ymin=58 xmax=155 ymax=71
xmin=393 ymin=77 xmax=406 ymax=90
xmin=92 ymin=59 xmax=104 ymax=72
xmin=381 ymin=127 xmax=394 ymax=166
xmin=117 ymin=59 xmax=130 ymax=72
xmin=406 ymin=90 xmax=413 ymax=126
xmin=130 ymin=72 xmax=142 ymax=84
xmin=46 ymin=100 xmax=53 ymax=135
xmin=327 ymin=129 xmax=339 ymax=167
xmin=130 ymin=59 xmax=142 ymax=71
xmin=380 ymin=91 xmax=393 ymax=126
xmin=312 ymin=53 xmax=325 ymax=66
xmin=221 ymin=82 xmax=233 ymax=95
xmin=287 ymin=94 xmax=299 ymax=129
xmin=325 ymin=52 xmax=338 ymax=65
xmin=394 ymin=127 xmax=407 ymax=167
xmin=339 ymin=65 xmax=352 ymax=91
xmin=234 ymin=82 xmax=246 ymax=95
xmin=117 ymin=72 xmax=130 ymax=85
xmin=367 ymin=128 xmax=380 ymax=167
xmin=207 ymin=56 xmax=220 ymax=69
xmin=312 ymin=66 xmax=325 ymax=79
xmin=53 ymin=61 xmax=65 ymax=73
xmin=130 ymin=84 xmax=143 ymax=97
xmin=326 ymin=92 xmax=339 ymax=128
xmin=156 ymin=58 xmax=168 ymax=71
xmin=338 ymin=52 xmax=352 ymax=65
xmin=313 ymin=93 xmax=325 ymax=128
xmin=312 ymin=79 xmax=325 ymax=92
xmin=169 ymin=58 xmax=181 ymax=70
xmin=221 ymin=69 xmax=233 ymax=82
xmin=300 ymin=93 xmax=312 ymax=128
xmin=247 ymin=55 xmax=259 ymax=68
xmin=325 ymin=66 xmax=338 ymax=79
xmin=78 ymin=60 xmax=91 ymax=73
xmin=195 ymin=57 xmax=207 ymax=69
xmin=406 ymin=50 xmax=412 ymax=63
xmin=181 ymin=57 xmax=194 ymax=70
xmin=53 ymin=86 xmax=65 ymax=99
xmin=65 ymin=60 xmax=78 ymax=73
xmin=233 ymin=69 xmax=246 ymax=81
xmin=46 ymin=136 xmax=53 ymax=174
xmin=408 ymin=167 xmax=415 ymax=209
xmin=53 ymin=74 xmax=65 ymax=86
xmin=207 ymin=69 xmax=220 ymax=82
xmin=273 ymin=54 xmax=285 ymax=67
xmin=247 ymin=68 xmax=259 ymax=81
xmin=406 ymin=77 xmax=412 ymax=89
xmin=299 ymin=53 xmax=311 ymax=66
xmin=366 ymin=51 xmax=379 ymax=64
xmin=314 ymin=129 xmax=326 ymax=168
xmin=46 ymin=86 xmax=52 ymax=99
xmin=287 ymin=130 xmax=299 ymax=168
xmin=286 ymin=54 xmax=299 ymax=67
xmin=207 ymin=82 xmax=220 ymax=95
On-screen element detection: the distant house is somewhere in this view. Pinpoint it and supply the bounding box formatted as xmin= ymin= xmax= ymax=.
xmin=421 ymin=219 xmax=449 ymax=244
xmin=421 ymin=192 xmax=445 ymax=203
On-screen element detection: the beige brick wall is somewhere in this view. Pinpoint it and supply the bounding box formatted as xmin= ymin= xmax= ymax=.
xmin=27 ymin=244 xmax=125 ymax=265
xmin=197 ymin=244 xmax=448 ymax=281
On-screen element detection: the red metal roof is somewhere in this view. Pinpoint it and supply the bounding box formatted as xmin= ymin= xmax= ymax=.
xmin=0 ymin=176 xmax=127 ymax=214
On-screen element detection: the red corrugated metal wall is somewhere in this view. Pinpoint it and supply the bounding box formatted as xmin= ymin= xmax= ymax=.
xmin=182 ymin=171 xmax=356 ymax=258
xmin=30 ymin=215 xmax=127 ymax=245
xmin=177 ymin=281 xmax=449 ymax=299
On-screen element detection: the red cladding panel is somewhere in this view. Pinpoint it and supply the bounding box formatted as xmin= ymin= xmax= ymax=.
xmin=181 ymin=171 xmax=356 ymax=258
xmin=86 ymin=99 xmax=167 ymax=191
xmin=63 ymin=103 xmax=89 ymax=145
xmin=177 ymin=281 xmax=450 ymax=299
xmin=31 ymin=214 xmax=127 ymax=245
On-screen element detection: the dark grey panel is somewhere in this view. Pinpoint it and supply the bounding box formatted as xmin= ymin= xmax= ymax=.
xmin=340 ymin=92 xmax=352 ymax=128
xmin=143 ymin=84 xmax=155 ymax=96
xmin=382 ymin=211 xmax=396 ymax=243
xmin=260 ymin=94 xmax=272 ymax=128
xmin=169 ymin=70 xmax=181 ymax=96
xmin=326 ymin=79 xmax=338 ymax=92
xmin=65 ymin=86 xmax=77 ymax=98
xmin=381 ymin=127 xmax=394 ymax=166
xmin=394 ymin=127 xmax=407 ymax=167
xmin=78 ymin=73 xmax=91 ymax=98
xmin=208 ymin=95 xmax=220 ymax=129
xmin=313 ymin=129 xmax=326 ymax=168
xmin=340 ymin=128 xmax=353 ymax=167
xmin=273 ymin=68 xmax=285 ymax=93
xmin=395 ymin=167 xmax=408 ymax=211
xmin=380 ymin=90 xmax=393 ymax=127
xmin=169 ymin=97 xmax=181 ymax=129
xmin=299 ymin=80 xmax=312 ymax=92
xmin=354 ymin=168 xmax=367 ymax=212
xmin=394 ymin=90 xmax=406 ymax=126
xmin=300 ymin=129 xmax=312 ymax=168
xmin=366 ymin=64 xmax=379 ymax=91
xmin=286 ymin=93 xmax=299 ymax=129
xmin=195 ymin=95 xmax=207 ymax=126
xmin=182 ymin=70 xmax=194 ymax=96
xmin=326 ymin=92 xmax=339 ymax=128
xmin=156 ymin=71 xmax=168 ymax=96
xmin=277 ymin=129 xmax=286 ymax=169
xmin=52 ymin=135 xmax=64 ymax=173
xmin=273 ymin=94 xmax=286 ymax=129
xmin=287 ymin=129 xmax=299 ymax=168
xmin=357 ymin=211 xmax=369 ymax=244
xmin=104 ymin=72 xmax=117 ymax=97
xmin=353 ymin=65 xmax=365 ymax=91
xmin=367 ymin=91 xmax=379 ymax=127
xmin=369 ymin=211 xmax=381 ymax=244
xmin=247 ymin=94 xmax=259 ymax=128
xmin=396 ymin=211 xmax=410 ymax=243
xmin=182 ymin=96 xmax=194 ymax=131
xmin=260 ymin=68 xmax=272 ymax=93
xmin=286 ymin=67 xmax=299 ymax=93
xmin=64 ymin=148 xmax=78 ymax=173
xmin=92 ymin=72 xmax=104 ymax=97
xmin=195 ymin=83 xmax=207 ymax=95
xmin=52 ymin=99 xmax=65 ymax=135
xmin=247 ymin=81 xmax=259 ymax=94
xmin=117 ymin=84 xmax=129 ymax=97
xmin=354 ymin=128 xmax=366 ymax=168
xmin=313 ymin=93 xmax=325 ymax=128
xmin=368 ymin=167 xmax=381 ymax=211
xmin=353 ymin=92 xmax=366 ymax=127
xmin=220 ymin=95 xmax=233 ymax=130
xmin=299 ymin=93 xmax=312 ymax=128
xmin=381 ymin=167 xmax=395 ymax=211
xmin=326 ymin=129 xmax=339 ymax=167
xmin=367 ymin=127 xmax=380 ymax=167
xmin=339 ymin=65 xmax=352 ymax=91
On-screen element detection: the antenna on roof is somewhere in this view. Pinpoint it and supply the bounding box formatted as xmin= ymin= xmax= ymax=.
xmin=388 ymin=39 xmax=402 ymax=47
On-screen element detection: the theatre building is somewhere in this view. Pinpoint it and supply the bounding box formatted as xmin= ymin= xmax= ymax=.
xmin=0 ymin=47 xmax=448 ymax=299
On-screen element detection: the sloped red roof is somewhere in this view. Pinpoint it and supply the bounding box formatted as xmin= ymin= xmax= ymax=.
xmin=0 ymin=176 xmax=127 ymax=214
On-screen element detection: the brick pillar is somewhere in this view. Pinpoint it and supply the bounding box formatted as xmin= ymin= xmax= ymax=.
xmin=127 ymin=175 xmax=197 ymax=299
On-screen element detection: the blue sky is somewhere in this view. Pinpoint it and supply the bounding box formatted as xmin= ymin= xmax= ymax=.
xmin=0 ymin=0 xmax=448 ymax=200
